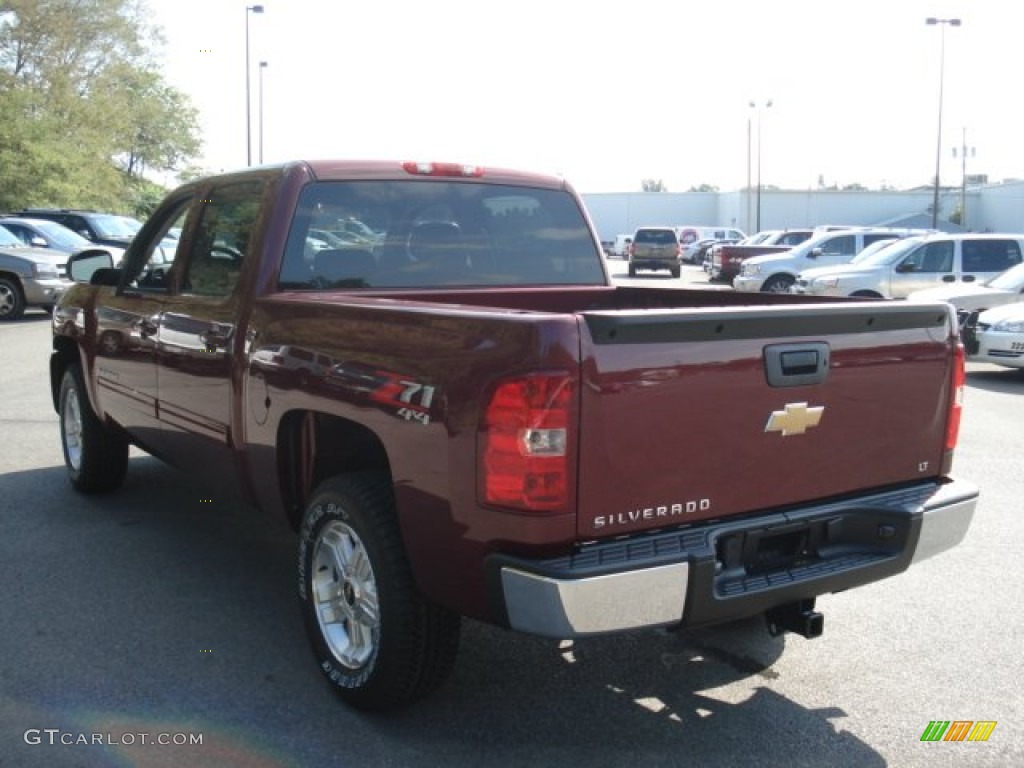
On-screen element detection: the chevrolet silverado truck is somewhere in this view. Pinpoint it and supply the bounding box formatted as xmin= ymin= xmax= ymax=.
xmin=707 ymin=229 xmax=814 ymax=283
xmin=51 ymin=160 xmax=978 ymax=711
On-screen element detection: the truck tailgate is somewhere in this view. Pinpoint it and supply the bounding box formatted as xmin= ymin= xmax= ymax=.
xmin=575 ymin=302 xmax=955 ymax=538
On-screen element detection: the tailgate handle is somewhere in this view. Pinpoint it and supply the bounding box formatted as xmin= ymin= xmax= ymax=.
xmin=764 ymin=343 xmax=830 ymax=387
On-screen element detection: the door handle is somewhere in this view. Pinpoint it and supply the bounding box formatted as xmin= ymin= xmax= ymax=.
xmin=962 ymin=275 xmax=976 ymax=283
xmin=942 ymin=275 xmax=955 ymax=282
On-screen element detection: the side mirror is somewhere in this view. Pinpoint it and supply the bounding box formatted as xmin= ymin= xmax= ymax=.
xmin=68 ymin=250 xmax=115 ymax=283
xmin=30 ymin=236 xmax=48 ymax=248
xmin=77 ymin=229 xmax=93 ymax=240
xmin=808 ymin=247 xmax=824 ymax=258
xmin=895 ymin=262 xmax=916 ymax=274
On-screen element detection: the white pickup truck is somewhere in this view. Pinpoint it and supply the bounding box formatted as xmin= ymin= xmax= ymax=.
xmin=733 ymin=229 xmax=915 ymax=294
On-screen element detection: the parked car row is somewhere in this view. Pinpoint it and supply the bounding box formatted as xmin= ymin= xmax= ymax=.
xmin=0 ymin=208 xmax=148 ymax=320
xmin=613 ymin=224 xmax=748 ymax=277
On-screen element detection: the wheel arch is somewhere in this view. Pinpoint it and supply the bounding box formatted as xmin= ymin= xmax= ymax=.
xmin=275 ymin=409 xmax=392 ymax=531
xmin=850 ymin=289 xmax=884 ymax=299
xmin=761 ymin=272 xmax=797 ymax=292
xmin=51 ymin=336 xmax=84 ymax=413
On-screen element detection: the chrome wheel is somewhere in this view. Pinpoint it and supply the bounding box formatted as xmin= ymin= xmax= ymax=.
xmin=62 ymin=383 xmax=84 ymax=472
xmin=0 ymin=284 xmax=14 ymax=315
xmin=312 ymin=519 xmax=380 ymax=670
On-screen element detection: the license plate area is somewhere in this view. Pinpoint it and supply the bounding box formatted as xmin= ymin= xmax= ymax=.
xmin=717 ymin=520 xmax=826 ymax=576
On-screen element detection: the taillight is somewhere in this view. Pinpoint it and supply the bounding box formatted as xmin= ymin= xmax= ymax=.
xmin=402 ymin=161 xmax=483 ymax=177
xmin=479 ymin=373 xmax=573 ymax=512
xmin=944 ymin=341 xmax=966 ymax=452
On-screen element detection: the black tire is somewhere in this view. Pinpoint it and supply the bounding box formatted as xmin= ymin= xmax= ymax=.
xmin=298 ymin=472 xmax=461 ymax=710
xmin=0 ymin=276 xmax=26 ymax=321
xmin=761 ymin=275 xmax=795 ymax=294
xmin=59 ymin=364 xmax=129 ymax=492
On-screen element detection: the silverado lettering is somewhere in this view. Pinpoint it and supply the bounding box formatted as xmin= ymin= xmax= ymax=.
xmin=51 ymin=159 xmax=978 ymax=712
xmin=594 ymin=500 xmax=711 ymax=529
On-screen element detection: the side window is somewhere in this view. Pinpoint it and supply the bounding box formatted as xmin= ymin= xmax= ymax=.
xmin=3 ymin=223 xmax=30 ymax=244
xmin=823 ymin=235 xmax=855 ymax=256
xmin=917 ymin=242 xmax=954 ymax=273
xmin=962 ymin=240 xmax=1022 ymax=272
xmin=124 ymin=200 xmax=191 ymax=293
xmin=181 ymin=181 xmax=264 ymax=298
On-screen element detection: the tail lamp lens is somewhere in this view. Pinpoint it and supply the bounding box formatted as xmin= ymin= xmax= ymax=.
xmin=944 ymin=341 xmax=965 ymax=452
xmin=480 ymin=373 xmax=573 ymax=512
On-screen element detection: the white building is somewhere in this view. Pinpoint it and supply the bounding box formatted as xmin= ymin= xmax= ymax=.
xmin=583 ymin=181 xmax=1024 ymax=242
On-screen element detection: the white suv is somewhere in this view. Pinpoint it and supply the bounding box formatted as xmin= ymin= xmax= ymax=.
xmin=733 ymin=229 xmax=914 ymax=293
xmin=795 ymin=234 xmax=1024 ymax=300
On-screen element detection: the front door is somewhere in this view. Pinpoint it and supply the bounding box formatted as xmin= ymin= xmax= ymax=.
xmin=154 ymin=179 xmax=266 ymax=490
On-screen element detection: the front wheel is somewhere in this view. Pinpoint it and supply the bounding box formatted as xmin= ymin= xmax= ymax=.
xmin=761 ymin=275 xmax=795 ymax=294
xmin=0 ymin=277 xmax=26 ymax=321
xmin=298 ymin=473 xmax=461 ymax=710
xmin=59 ymin=364 xmax=129 ymax=492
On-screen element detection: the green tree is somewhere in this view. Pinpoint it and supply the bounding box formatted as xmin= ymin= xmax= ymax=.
xmin=688 ymin=183 xmax=719 ymax=193
xmin=641 ymin=178 xmax=667 ymax=192
xmin=0 ymin=0 xmax=200 ymax=212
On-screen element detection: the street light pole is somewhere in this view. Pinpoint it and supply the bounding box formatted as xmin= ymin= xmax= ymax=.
xmin=245 ymin=4 xmax=265 ymax=167
xmin=746 ymin=109 xmax=752 ymax=233
xmin=926 ymin=16 xmax=961 ymax=229
xmin=752 ymin=99 xmax=773 ymax=233
xmin=258 ymin=60 xmax=268 ymax=165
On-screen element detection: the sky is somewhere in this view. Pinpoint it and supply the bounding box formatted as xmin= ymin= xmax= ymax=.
xmin=148 ymin=0 xmax=1022 ymax=194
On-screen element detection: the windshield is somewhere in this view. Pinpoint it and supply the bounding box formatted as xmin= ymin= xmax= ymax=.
xmin=0 ymin=225 xmax=25 ymax=247
xmin=92 ymin=215 xmax=141 ymax=239
xmin=987 ymin=261 xmax=1024 ymax=290
xmin=852 ymin=237 xmax=923 ymax=267
xmin=26 ymin=220 xmax=93 ymax=249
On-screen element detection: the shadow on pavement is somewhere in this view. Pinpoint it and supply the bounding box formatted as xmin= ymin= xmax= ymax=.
xmin=0 ymin=458 xmax=883 ymax=768
xmin=966 ymin=366 xmax=1024 ymax=394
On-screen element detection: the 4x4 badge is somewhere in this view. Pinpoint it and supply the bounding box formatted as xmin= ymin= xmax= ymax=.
xmin=765 ymin=402 xmax=824 ymax=436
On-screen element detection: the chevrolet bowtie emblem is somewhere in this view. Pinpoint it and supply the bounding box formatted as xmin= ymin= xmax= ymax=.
xmin=765 ymin=402 xmax=824 ymax=436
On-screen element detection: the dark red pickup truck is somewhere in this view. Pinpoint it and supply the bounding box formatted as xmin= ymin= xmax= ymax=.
xmin=708 ymin=229 xmax=814 ymax=283
xmin=52 ymin=160 xmax=977 ymax=710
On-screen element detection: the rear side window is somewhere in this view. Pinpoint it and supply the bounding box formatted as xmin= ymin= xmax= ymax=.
xmin=279 ymin=180 xmax=603 ymax=289
xmin=634 ymin=229 xmax=677 ymax=245
xmin=962 ymin=240 xmax=1023 ymax=272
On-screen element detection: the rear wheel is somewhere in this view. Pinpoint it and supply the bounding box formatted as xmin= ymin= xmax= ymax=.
xmin=761 ymin=275 xmax=795 ymax=294
xmin=59 ymin=364 xmax=129 ymax=492
xmin=0 ymin=277 xmax=26 ymax=321
xmin=298 ymin=473 xmax=461 ymax=710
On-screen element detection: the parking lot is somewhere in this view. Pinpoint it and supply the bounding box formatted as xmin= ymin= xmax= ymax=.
xmin=2 ymin=303 xmax=1022 ymax=767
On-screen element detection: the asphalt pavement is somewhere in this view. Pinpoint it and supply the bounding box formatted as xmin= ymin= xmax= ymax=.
xmin=1 ymin=299 xmax=1022 ymax=768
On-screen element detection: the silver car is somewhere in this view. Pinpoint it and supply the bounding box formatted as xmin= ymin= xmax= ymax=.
xmin=0 ymin=224 xmax=75 ymax=320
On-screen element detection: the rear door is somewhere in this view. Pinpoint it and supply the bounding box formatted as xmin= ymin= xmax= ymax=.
xmin=960 ymin=238 xmax=1024 ymax=285
xmin=573 ymin=302 xmax=955 ymax=538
